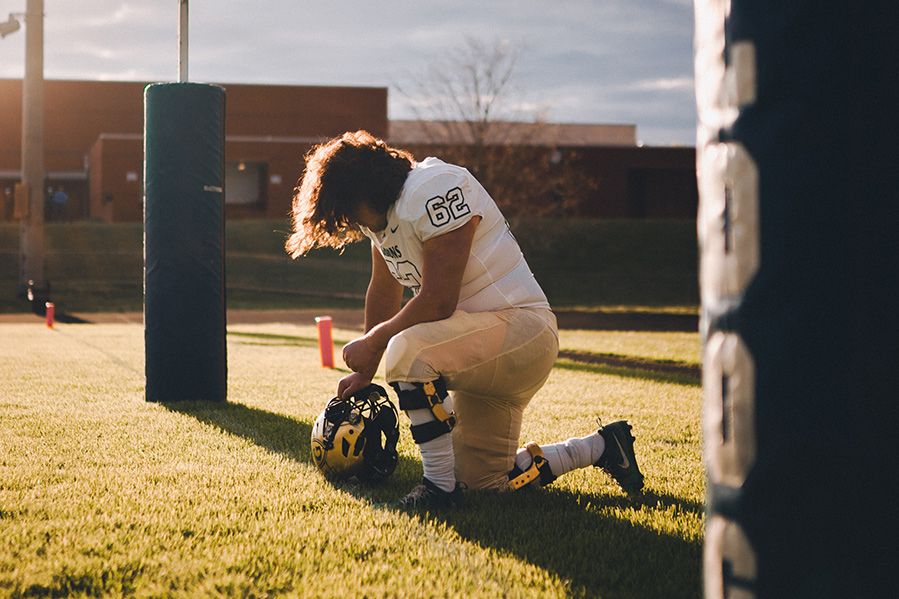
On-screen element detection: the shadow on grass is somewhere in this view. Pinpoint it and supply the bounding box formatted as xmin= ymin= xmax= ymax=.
xmin=558 ymin=349 xmax=700 ymax=378
xmin=555 ymin=359 xmax=701 ymax=387
xmin=163 ymin=401 xmax=315 ymax=460
xmin=165 ymin=399 xmax=703 ymax=598
xmin=161 ymin=400 xmax=418 ymax=502
xmin=428 ymin=489 xmax=703 ymax=598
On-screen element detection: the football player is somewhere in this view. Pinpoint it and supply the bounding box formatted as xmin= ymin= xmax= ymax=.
xmin=286 ymin=130 xmax=644 ymax=507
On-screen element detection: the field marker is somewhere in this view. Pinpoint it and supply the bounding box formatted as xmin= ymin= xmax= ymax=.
xmin=315 ymin=316 xmax=334 ymax=368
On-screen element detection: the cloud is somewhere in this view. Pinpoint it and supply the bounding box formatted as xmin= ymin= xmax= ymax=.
xmin=66 ymin=42 xmax=117 ymax=61
xmin=69 ymin=3 xmax=164 ymax=29
xmin=623 ymin=77 xmax=695 ymax=92
xmin=0 ymin=0 xmax=697 ymax=145
xmin=95 ymin=68 xmax=156 ymax=81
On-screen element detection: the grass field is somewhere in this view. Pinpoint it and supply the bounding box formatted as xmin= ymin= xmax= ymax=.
xmin=0 ymin=321 xmax=703 ymax=598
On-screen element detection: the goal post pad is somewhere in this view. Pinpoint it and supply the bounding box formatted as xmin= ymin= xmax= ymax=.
xmin=144 ymin=82 xmax=227 ymax=403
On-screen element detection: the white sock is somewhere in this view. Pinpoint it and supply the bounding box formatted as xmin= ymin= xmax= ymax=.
xmin=397 ymin=382 xmax=456 ymax=492
xmin=514 ymin=433 xmax=605 ymax=483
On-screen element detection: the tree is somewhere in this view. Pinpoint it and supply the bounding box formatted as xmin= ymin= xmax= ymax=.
xmin=396 ymin=37 xmax=527 ymax=152
xmin=394 ymin=37 xmax=595 ymax=217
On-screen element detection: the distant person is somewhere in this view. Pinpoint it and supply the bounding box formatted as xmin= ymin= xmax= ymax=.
xmin=49 ymin=186 xmax=69 ymax=221
xmin=286 ymin=130 xmax=645 ymax=508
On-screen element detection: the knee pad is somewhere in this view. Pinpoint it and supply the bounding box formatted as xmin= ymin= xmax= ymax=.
xmin=508 ymin=442 xmax=557 ymax=490
xmin=390 ymin=378 xmax=456 ymax=444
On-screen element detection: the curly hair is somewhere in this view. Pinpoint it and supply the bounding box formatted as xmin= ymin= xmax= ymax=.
xmin=285 ymin=130 xmax=415 ymax=258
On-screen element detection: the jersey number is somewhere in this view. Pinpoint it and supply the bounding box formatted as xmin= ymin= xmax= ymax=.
xmin=386 ymin=260 xmax=422 ymax=292
xmin=425 ymin=187 xmax=470 ymax=227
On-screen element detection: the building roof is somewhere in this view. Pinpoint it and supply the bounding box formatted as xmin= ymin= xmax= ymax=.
xmin=388 ymin=119 xmax=637 ymax=147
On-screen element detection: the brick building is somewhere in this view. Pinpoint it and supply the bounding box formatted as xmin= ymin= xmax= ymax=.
xmin=0 ymin=79 xmax=387 ymax=222
xmin=0 ymin=79 xmax=696 ymax=222
xmin=390 ymin=119 xmax=697 ymax=218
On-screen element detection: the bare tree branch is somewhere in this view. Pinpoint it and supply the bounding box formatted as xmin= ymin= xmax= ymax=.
xmin=393 ymin=37 xmax=594 ymax=217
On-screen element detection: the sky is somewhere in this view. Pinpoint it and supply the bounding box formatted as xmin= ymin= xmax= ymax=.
xmin=0 ymin=0 xmax=697 ymax=146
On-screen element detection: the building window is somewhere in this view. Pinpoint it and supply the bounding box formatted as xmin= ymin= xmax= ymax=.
xmin=225 ymin=161 xmax=266 ymax=206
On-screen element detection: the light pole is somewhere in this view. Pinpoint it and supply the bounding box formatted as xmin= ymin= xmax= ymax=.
xmin=2 ymin=1 xmax=46 ymax=301
xmin=179 ymin=0 xmax=188 ymax=82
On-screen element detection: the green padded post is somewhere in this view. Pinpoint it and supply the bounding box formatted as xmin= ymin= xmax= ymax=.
xmin=144 ymin=82 xmax=227 ymax=403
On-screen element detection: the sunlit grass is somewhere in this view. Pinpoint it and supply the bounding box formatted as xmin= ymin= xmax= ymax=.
xmin=0 ymin=323 xmax=703 ymax=597
xmin=559 ymin=330 xmax=701 ymax=366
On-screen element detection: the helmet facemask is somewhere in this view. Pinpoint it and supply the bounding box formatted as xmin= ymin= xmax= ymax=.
xmin=311 ymin=384 xmax=399 ymax=482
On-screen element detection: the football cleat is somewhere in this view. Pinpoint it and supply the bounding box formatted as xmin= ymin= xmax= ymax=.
xmin=595 ymin=420 xmax=645 ymax=495
xmin=394 ymin=477 xmax=465 ymax=510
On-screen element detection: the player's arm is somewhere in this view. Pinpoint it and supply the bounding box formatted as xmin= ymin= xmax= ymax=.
xmin=363 ymin=216 xmax=481 ymax=351
xmin=337 ymin=244 xmax=403 ymax=399
xmin=364 ymin=243 xmax=404 ymax=333
xmin=339 ymin=220 xmax=479 ymax=398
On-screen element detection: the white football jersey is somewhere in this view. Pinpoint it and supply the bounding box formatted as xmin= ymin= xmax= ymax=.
xmin=361 ymin=157 xmax=549 ymax=313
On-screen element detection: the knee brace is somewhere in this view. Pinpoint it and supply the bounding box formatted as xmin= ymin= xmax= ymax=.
xmin=390 ymin=379 xmax=456 ymax=444
xmin=508 ymin=442 xmax=558 ymax=490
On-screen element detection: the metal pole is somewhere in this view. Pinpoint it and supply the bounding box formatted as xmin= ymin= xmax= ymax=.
xmin=18 ymin=0 xmax=45 ymax=293
xmin=178 ymin=0 xmax=188 ymax=82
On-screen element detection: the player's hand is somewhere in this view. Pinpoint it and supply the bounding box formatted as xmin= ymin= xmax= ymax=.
xmin=337 ymin=372 xmax=373 ymax=400
xmin=342 ymin=335 xmax=382 ymax=378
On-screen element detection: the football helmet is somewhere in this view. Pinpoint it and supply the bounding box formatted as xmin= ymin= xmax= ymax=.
xmin=310 ymin=384 xmax=400 ymax=482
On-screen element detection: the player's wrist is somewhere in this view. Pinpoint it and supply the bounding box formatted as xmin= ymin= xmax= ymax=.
xmin=365 ymin=326 xmax=391 ymax=352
